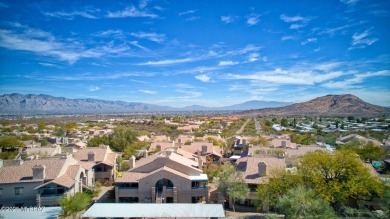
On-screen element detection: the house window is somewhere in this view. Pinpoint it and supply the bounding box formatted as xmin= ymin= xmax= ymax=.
xmin=15 ymin=187 xmax=23 ymax=196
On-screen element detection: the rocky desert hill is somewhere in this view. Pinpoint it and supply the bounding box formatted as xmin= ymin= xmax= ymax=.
xmin=241 ymin=94 xmax=390 ymax=117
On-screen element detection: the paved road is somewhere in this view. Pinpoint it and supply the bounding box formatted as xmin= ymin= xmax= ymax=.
xmin=236 ymin=118 xmax=250 ymax=135
xmin=254 ymin=118 xmax=262 ymax=133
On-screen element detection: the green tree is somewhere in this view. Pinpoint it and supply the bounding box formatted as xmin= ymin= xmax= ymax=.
xmin=356 ymin=142 xmax=386 ymax=162
xmin=248 ymin=135 xmax=270 ymax=147
xmin=54 ymin=127 xmax=65 ymax=136
xmin=276 ymin=186 xmax=336 ymax=219
xmin=298 ymin=150 xmax=384 ymax=206
xmin=111 ymin=127 xmax=138 ymax=152
xmin=291 ymin=133 xmax=313 ymax=145
xmin=0 ymin=136 xmax=24 ymax=149
xmin=216 ymin=163 xmax=249 ymax=212
xmin=87 ymin=135 xmax=110 ymax=147
xmin=38 ymin=123 xmax=46 ymax=130
xmin=338 ymin=140 xmax=386 ymax=162
xmin=281 ymin=118 xmax=288 ymax=127
xmin=40 ymin=139 xmax=49 ymax=146
xmin=256 ymin=171 xmax=303 ymax=211
xmin=60 ymin=192 xmax=92 ymax=219
xmin=122 ymin=141 xmax=148 ymax=159
xmin=120 ymin=160 xmax=130 ymax=171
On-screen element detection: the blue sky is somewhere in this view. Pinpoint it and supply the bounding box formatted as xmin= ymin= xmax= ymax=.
xmin=0 ymin=0 xmax=389 ymax=107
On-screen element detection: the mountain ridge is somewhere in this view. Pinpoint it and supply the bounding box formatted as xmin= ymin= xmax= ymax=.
xmin=0 ymin=93 xmax=292 ymax=115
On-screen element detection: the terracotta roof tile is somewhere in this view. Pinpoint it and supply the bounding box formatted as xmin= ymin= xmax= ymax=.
xmin=102 ymin=153 xmax=117 ymax=167
xmin=73 ymin=146 xmax=111 ymax=162
xmin=0 ymin=158 xmax=69 ymax=184
xmin=115 ymin=172 xmax=148 ymax=183
xmin=236 ymin=157 xmax=286 ymax=185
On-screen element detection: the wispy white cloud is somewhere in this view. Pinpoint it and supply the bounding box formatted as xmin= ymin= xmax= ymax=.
xmin=185 ymin=16 xmax=200 ymax=21
xmin=139 ymin=89 xmax=156 ymax=94
xmin=281 ymin=35 xmax=295 ymax=41
xmin=88 ymin=86 xmax=100 ymax=91
xmin=322 ymin=70 xmax=390 ymax=89
xmin=0 ymin=2 xmax=9 ymax=8
xmin=248 ymin=53 xmax=260 ymax=62
xmin=280 ymin=14 xmax=310 ymax=29
xmin=139 ymin=58 xmax=195 ymax=65
xmin=130 ymin=32 xmax=165 ymax=43
xmin=301 ymin=38 xmax=317 ymax=45
xmin=223 ymin=62 xmax=345 ymax=86
xmin=195 ymin=74 xmax=211 ymax=82
xmin=130 ymin=41 xmax=149 ymax=51
xmin=280 ymin=14 xmax=309 ymax=23
xmin=42 ymin=8 xmax=99 ymax=20
xmin=218 ymin=60 xmax=239 ymax=66
xmin=175 ymin=89 xmax=202 ymax=99
xmin=247 ymin=14 xmax=260 ymax=26
xmin=313 ymin=62 xmax=341 ymax=71
xmin=318 ymin=24 xmax=354 ymax=36
xmin=349 ymin=28 xmax=378 ymax=49
xmin=95 ymin=30 xmax=124 ymax=38
xmin=175 ymin=84 xmax=198 ymax=89
xmin=290 ymin=24 xmax=305 ymax=29
xmin=40 ymin=71 xmax=155 ymax=81
xmin=139 ymin=0 xmax=149 ymax=9
xmin=0 ymin=24 xmax=131 ymax=64
xmin=38 ymin=62 xmax=59 ymax=67
xmin=107 ymin=6 xmax=158 ymax=18
xmin=221 ymin=15 xmax=236 ymax=24
xmin=340 ymin=0 xmax=359 ymax=5
xmin=225 ymin=71 xmax=344 ymax=85
xmin=232 ymin=44 xmax=261 ymax=55
xmin=178 ymin=9 xmax=197 ymax=16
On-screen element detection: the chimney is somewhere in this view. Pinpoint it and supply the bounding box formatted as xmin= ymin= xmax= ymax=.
xmin=0 ymin=159 xmax=3 ymax=168
xmin=281 ymin=141 xmax=286 ymax=148
xmin=201 ymin=145 xmax=207 ymax=155
xmin=88 ymin=151 xmax=95 ymax=162
xmin=198 ymin=157 xmax=203 ymax=170
xmin=258 ymin=162 xmax=267 ymax=177
xmin=32 ymin=164 xmax=46 ymax=180
xmin=60 ymin=152 xmax=72 ymax=159
xmin=129 ymin=155 xmax=136 ymax=169
xmin=144 ymin=150 xmax=148 ymax=157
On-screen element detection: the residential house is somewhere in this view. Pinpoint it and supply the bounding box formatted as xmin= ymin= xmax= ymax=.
xmin=226 ymin=156 xmax=286 ymax=208
xmin=336 ymin=134 xmax=382 ymax=146
xmin=180 ymin=142 xmax=222 ymax=163
xmin=115 ymin=148 xmax=208 ymax=204
xmin=175 ymin=135 xmax=194 ymax=146
xmin=0 ymin=153 xmax=88 ymax=207
xmin=149 ymin=142 xmax=175 ymax=153
xmin=22 ymin=144 xmax=62 ymax=159
xmin=73 ymin=145 xmax=118 ymax=184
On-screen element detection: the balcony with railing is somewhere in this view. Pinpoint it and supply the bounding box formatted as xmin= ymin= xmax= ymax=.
xmin=37 ymin=193 xmax=64 ymax=206
xmin=116 ymin=183 xmax=139 ymax=197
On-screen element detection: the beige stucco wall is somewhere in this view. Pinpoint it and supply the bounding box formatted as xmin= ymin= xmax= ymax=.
xmin=0 ymin=182 xmax=41 ymax=207
xmin=117 ymin=168 xmax=209 ymax=203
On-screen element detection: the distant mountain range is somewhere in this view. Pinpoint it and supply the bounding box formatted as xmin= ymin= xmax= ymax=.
xmin=241 ymin=94 xmax=390 ymax=116
xmin=0 ymin=93 xmax=292 ymax=115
